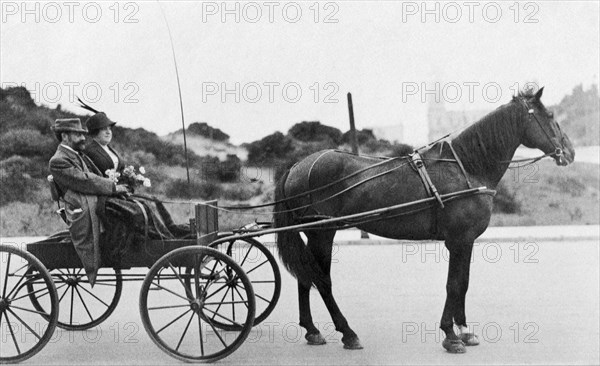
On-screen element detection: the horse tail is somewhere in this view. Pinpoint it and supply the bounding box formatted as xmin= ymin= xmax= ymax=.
xmin=274 ymin=169 xmax=329 ymax=289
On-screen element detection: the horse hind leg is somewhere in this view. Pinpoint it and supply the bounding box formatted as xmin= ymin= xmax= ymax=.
xmin=306 ymin=231 xmax=363 ymax=350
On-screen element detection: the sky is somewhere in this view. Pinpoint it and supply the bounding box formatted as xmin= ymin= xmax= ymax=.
xmin=1 ymin=1 xmax=598 ymax=145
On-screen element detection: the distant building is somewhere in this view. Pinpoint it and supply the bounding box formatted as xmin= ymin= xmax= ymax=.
xmin=427 ymin=99 xmax=488 ymax=142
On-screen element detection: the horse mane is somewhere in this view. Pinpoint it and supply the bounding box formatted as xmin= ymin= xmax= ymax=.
xmin=451 ymin=99 xmax=523 ymax=177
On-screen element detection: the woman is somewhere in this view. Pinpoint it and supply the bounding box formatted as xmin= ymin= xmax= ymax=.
xmin=84 ymin=112 xmax=124 ymax=177
xmin=81 ymin=109 xmax=189 ymax=240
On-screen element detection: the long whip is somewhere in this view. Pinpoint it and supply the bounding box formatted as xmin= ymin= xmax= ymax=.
xmin=158 ymin=1 xmax=191 ymax=185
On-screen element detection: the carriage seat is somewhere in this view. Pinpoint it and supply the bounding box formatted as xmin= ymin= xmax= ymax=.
xmin=48 ymin=176 xmax=68 ymax=224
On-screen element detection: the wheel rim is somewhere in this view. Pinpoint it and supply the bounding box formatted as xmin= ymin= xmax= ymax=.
xmin=0 ymin=245 xmax=58 ymax=364
xmin=140 ymin=247 xmax=255 ymax=363
xmin=27 ymin=268 xmax=122 ymax=330
xmin=210 ymin=237 xmax=280 ymax=329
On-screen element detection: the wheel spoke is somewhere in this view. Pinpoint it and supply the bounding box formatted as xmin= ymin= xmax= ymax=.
xmin=204 ymin=300 xmax=249 ymax=306
xmin=203 ymin=282 xmax=229 ymax=301
xmin=70 ymin=286 xmax=75 ymax=325
xmin=86 ymin=281 xmax=117 ymax=287
xmin=77 ymin=282 xmax=111 ymax=308
xmin=246 ymin=260 xmax=269 ymax=275
xmin=210 ymin=286 xmax=231 ymax=321
xmin=11 ymin=282 xmax=66 ymax=302
xmin=201 ymin=307 xmax=243 ymax=327
xmin=74 ymin=285 xmax=94 ymax=322
xmin=7 ymin=308 xmax=42 ymax=340
xmin=238 ymin=245 xmax=252 ymax=267
xmin=168 ymin=263 xmax=193 ymax=300
xmin=197 ymin=312 xmax=204 ymax=357
xmin=230 ymin=282 xmax=236 ymax=323
xmin=2 ymin=252 xmax=11 ymax=297
xmin=9 ymin=304 xmax=52 ymax=317
xmin=202 ymin=311 xmax=228 ymax=348
xmin=4 ymin=312 xmax=21 ymax=355
xmin=175 ymin=312 xmax=195 ymax=351
xmin=150 ymin=281 xmax=190 ymax=303
xmin=148 ymin=304 xmax=190 ymax=311
xmin=156 ymin=309 xmax=192 ymax=335
xmin=58 ymin=285 xmax=70 ymax=303
xmin=6 ymin=264 xmax=32 ymax=299
xmin=232 ymin=286 xmax=249 ymax=309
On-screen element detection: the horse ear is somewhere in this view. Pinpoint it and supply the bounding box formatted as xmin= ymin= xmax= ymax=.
xmin=534 ymin=87 xmax=544 ymax=100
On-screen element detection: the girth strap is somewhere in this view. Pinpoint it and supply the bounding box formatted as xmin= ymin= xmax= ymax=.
xmin=410 ymin=152 xmax=445 ymax=209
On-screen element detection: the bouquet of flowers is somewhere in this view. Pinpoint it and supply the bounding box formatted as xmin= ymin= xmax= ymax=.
xmin=106 ymin=165 xmax=151 ymax=191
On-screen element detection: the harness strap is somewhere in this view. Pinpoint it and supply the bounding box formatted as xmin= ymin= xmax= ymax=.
xmin=306 ymin=150 xmax=336 ymax=211
xmin=410 ymin=152 xmax=445 ymax=209
xmin=445 ymin=140 xmax=473 ymax=189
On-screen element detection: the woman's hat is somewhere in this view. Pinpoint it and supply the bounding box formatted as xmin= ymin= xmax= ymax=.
xmin=51 ymin=118 xmax=88 ymax=133
xmin=86 ymin=112 xmax=117 ymax=131
xmin=77 ymin=97 xmax=116 ymax=131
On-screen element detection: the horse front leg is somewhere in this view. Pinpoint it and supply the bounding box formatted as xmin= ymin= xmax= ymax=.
xmin=440 ymin=241 xmax=476 ymax=353
xmin=298 ymin=281 xmax=326 ymax=345
xmin=454 ymin=243 xmax=480 ymax=347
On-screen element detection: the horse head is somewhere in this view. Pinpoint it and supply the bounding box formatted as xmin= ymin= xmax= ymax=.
xmin=517 ymin=87 xmax=575 ymax=166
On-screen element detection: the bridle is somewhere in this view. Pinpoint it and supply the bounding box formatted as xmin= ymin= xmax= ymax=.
xmin=500 ymin=97 xmax=566 ymax=168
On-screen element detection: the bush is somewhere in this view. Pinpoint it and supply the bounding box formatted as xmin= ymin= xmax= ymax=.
xmin=165 ymin=179 xmax=221 ymax=200
xmin=218 ymin=155 xmax=242 ymax=182
xmin=220 ymin=182 xmax=263 ymax=201
xmin=546 ymin=175 xmax=586 ymax=197
xmin=387 ymin=143 xmax=414 ymax=157
xmin=341 ymin=128 xmax=376 ymax=145
xmin=0 ymin=129 xmax=57 ymax=160
xmin=187 ymin=122 xmax=230 ymax=141
xmin=0 ymin=156 xmax=44 ymax=206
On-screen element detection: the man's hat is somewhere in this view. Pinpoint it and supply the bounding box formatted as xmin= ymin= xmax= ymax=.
xmin=86 ymin=112 xmax=117 ymax=131
xmin=51 ymin=118 xmax=88 ymax=133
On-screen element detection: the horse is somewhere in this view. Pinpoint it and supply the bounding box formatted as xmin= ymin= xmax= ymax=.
xmin=273 ymin=87 xmax=575 ymax=353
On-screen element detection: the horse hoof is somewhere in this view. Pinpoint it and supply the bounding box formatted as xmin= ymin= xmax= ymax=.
xmin=305 ymin=333 xmax=326 ymax=345
xmin=442 ymin=338 xmax=466 ymax=353
xmin=342 ymin=337 xmax=364 ymax=350
xmin=459 ymin=333 xmax=479 ymax=346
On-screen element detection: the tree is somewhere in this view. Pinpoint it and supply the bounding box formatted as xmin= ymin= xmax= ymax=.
xmin=246 ymin=132 xmax=294 ymax=165
xmin=288 ymin=121 xmax=342 ymax=144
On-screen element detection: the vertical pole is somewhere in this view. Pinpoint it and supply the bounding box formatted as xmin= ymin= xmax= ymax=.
xmin=347 ymin=92 xmax=359 ymax=155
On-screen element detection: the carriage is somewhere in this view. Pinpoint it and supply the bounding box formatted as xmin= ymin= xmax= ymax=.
xmin=0 ymin=199 xmax=284 ymax=363
xmin=0 ymin=88 xmax=576 ymax=362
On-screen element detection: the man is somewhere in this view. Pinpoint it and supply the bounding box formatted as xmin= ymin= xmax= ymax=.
xmin=49 ymin=118 xmax=128 ymax=285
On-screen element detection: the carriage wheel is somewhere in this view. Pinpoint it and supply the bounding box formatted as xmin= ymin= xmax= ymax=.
xmin=27 ymin=268 xmax=122 ymax=330
xmin=140 ymin=246 xmax=255 ymax=363
xmin=0 ymin=245 xmax=58 ymax=364
xmin=208 ymin=236 xmax=281 ymax=330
